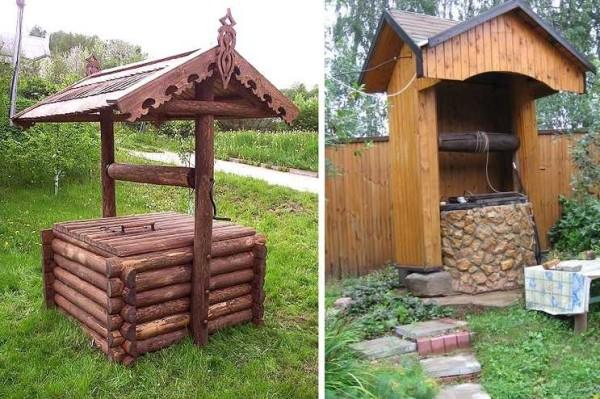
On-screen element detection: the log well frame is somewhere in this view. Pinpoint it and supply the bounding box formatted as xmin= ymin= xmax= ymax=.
xmin=354 ymin=0 xmax=595 ymax=272
xmin=12 ymin=9 xmax=299 ymax=356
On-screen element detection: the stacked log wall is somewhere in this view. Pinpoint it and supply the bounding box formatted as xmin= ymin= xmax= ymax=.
xmin=50 ymin=237 xmax=125 ymax=362
xmin=46 ymin=227 xmax=265 ymax=365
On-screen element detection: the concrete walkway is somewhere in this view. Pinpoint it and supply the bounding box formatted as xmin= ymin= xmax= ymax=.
xmin=128 ymin=150 xmax=319 ymax=194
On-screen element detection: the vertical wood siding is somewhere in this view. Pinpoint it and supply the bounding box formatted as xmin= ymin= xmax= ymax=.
xmin=326 ymin=133 xmax=579 ymax=279
xmin=325 ymin=141 xmax=393 ymax=279
xmin=423 ymin=12 xmax=585 ymax=93
xmin=436 ymin=82 xmax=513 ymax=197
xmin=387 ymin=45 xmax=443 ymax=268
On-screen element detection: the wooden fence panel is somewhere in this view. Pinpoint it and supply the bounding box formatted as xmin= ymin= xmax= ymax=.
xmin=325 ymin=141 xmax=393 ymax=279
xmin=536 ymin=133 xmax=578 ymax=248
xmin=326 ymin=133 xmax=579 ymax=279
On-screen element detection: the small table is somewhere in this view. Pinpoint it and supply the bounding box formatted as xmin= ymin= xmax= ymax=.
xmin=525 ymin=260 xmax=600 ymax=333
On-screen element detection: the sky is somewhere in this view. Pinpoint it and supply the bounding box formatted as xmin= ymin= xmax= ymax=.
xmin=0 ymin=0 xmax=323 ymax=88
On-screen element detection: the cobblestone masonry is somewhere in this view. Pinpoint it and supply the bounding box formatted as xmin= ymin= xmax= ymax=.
xmin=440 ymin=203 xmax=537 ymax=294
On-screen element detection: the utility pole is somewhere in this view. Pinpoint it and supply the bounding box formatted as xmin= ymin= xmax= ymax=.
xmin=9 ymin=0 xmax=25 ymax=126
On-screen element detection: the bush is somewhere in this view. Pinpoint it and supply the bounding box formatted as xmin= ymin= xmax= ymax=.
xmin=0 ymin=123 xmax=99 ymax=190
xmin=549 ymin=195 xmax=600 ymax=255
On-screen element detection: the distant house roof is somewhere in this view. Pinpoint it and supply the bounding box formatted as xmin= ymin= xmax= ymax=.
xmin=360 ymin=0 xmax=595 ymax=92
xmin=0 ymin=32 xmax=50 ymax=61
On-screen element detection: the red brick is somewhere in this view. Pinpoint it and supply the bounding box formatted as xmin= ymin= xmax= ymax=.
xmin=417 ymin=338 xmax=432 ymax=356
xmin=443 ymin=334 xmax=458 ymax=352
xmin=456 ymin=331 xmax=471 ymax=349
xmin=430 ymin=336 xmax=445 ymax=354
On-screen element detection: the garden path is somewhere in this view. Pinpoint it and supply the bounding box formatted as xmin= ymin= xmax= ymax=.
xmin=351 ymin=318 xmax=490 ymax=398
xmin=128 ymin=150 xmax=319 ymax=193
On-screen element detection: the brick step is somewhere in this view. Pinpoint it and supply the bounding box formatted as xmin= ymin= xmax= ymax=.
xmin=420 ymin=353 xmax=481 ymax=381
xmin=436 ymin=383 xmax=490 ymax=399
xmin=396 ymin=319 xmax=468 ymax=341
xmin=416 ymin=331 xmax=473 ymax=356
xmin=349 ymin=336 xmax=416 ymax=360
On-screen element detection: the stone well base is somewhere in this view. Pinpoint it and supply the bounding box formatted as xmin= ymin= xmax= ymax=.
xmin=440 ymin=203 xmax=537 ymax=294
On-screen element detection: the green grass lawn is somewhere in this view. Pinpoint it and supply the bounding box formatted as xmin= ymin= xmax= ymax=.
xmin=468 ymin=304 xmax=600 ymax=399
xmin=118 ymin=129 xmax=318 ymax=172
xmin=0 ymin=157 xmax=317 ymax=398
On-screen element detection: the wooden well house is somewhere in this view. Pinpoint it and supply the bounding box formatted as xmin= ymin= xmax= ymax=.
xmin=359 ymin=0 xmax=595 ymax=293
xmin=12 ymin=10 xmax=299 ymax=364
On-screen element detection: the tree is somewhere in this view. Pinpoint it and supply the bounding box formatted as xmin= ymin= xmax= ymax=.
xmin=325 ymin=0 xmax=600 ymax=138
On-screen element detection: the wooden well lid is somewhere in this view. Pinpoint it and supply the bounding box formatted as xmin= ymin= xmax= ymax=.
xmin=53 ymin=212 xmax=255 ymax=257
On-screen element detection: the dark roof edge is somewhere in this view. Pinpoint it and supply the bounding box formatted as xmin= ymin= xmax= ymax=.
xmin=358 ymin=10 xmax=424 ymax=87
xmin=358 ymin=14 xmax=386 ymax=86
xmin=427 ymin=0 xmax=595 ymax=73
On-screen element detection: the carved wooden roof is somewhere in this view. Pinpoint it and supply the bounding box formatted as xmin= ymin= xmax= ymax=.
xmin=12 ymin=11 xmax=298 ymax=127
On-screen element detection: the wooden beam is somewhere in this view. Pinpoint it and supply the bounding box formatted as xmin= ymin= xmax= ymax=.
xmin=191 ymin=79 xmax=215 ymax=346
xmin=107 ymin=163 xmax=194 ymax=188
xmin=417 ymin=87 xmax=442 ymax=266
xmin=438 ymin=132 xmax=520 ymax=152
xmin=511 ymin=77 xmax=545 ymax=248
xmin=100 ymin=110 xmax=116 ymax=217
xmin=160 ymin=100 xmax=272 ymax=118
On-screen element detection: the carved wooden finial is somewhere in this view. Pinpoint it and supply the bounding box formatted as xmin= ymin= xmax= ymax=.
xmin=85 ymin=55 xmax=101 ymax=76
xmin=217 ymin=8 xmax=237 ymax=89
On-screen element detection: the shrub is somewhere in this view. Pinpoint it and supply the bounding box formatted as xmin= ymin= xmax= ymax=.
xmin=339 ymin=267 xmax=452 ymax=339
xmin=0 ymin=123 xmax=99 ymax=190
xmin=549 ymin=195 xmax=600 ymax=255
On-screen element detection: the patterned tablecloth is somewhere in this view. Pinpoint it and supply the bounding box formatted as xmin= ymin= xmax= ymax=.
xmin=524 ymin=260 xmax=600 ymax=315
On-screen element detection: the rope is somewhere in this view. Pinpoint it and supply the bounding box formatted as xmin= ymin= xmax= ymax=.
xmin=471 ymin=131 xmax=501 ymax=193
xmin=330 ymin=73 xmax=417 ymax=98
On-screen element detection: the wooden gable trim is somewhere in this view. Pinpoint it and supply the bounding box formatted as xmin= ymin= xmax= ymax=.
xmin=114 ymin=50 xmax=299 ymax=124
xmin=422 ymin=12 xmax=587 ymax=93
xmin=427 ymin=0 xmax=595 ymax=73
xmin=359 ymin=11 xmax=424 ymax=92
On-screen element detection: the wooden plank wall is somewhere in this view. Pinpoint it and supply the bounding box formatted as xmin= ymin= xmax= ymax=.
xmin=387 ymin=44 xmax=442 ymax=268
xmin=325 ymin=140 xmax=393 ymax=279
xmin=536 ymin=133 xmax=579 ymax=247
xmin=437 ymin=81 xmax=513 ymax=197
xmin=422 ymin=12 xmax=585 ymax=93
xmin=326 ymin=133 xmax=580 ymax=279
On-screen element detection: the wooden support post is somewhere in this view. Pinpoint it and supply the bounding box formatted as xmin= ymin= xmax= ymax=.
xmin=388 ymin=46 xmax=441 ymax=267
xmin=416 ymin=87 xmax=442 ymax=266
xmin=510 ymin=77 xmax=544 ymax=248
xmin=100 ymin=110 xmax=116 ymax=217
xmin=191 ymin=79 xmax=215 ymax=346
xmin=574 ymin=313 xmax=588 ymax=334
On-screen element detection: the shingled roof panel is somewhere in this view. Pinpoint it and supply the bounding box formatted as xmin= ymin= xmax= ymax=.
xmin=388 ymin=10 xmax=459 ymax=44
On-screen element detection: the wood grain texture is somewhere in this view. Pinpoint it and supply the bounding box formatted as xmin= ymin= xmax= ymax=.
xmin=436 ymin=81 xmax=513 ymax=197
xmin=41 ymin=229 xmax=55 ymax=308
xmin=107 ymin=163 xmax=194 ymax=188
xmin=325 ymin=141 xmax=392 ymax=279
xmin=422 ymin=13 xmax=585 ymax=93
xmin=100 ymin=110 xmax=116 ymax=217
xmin=192 ymin=79 xmax=215 ymax=346
xmin=325 ymin=132 xmax=580 ymax=278
xmin=387 ymin=44 xmax=441 ymax=268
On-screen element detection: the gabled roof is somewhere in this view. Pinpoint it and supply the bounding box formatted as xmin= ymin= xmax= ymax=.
xmin=12 ymin=15 xmax=299 ymax=127
xmin=359 ymin=0 xmax=595 ymax=91
xmin=387 ymin=10 xmax=459 ymax=46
